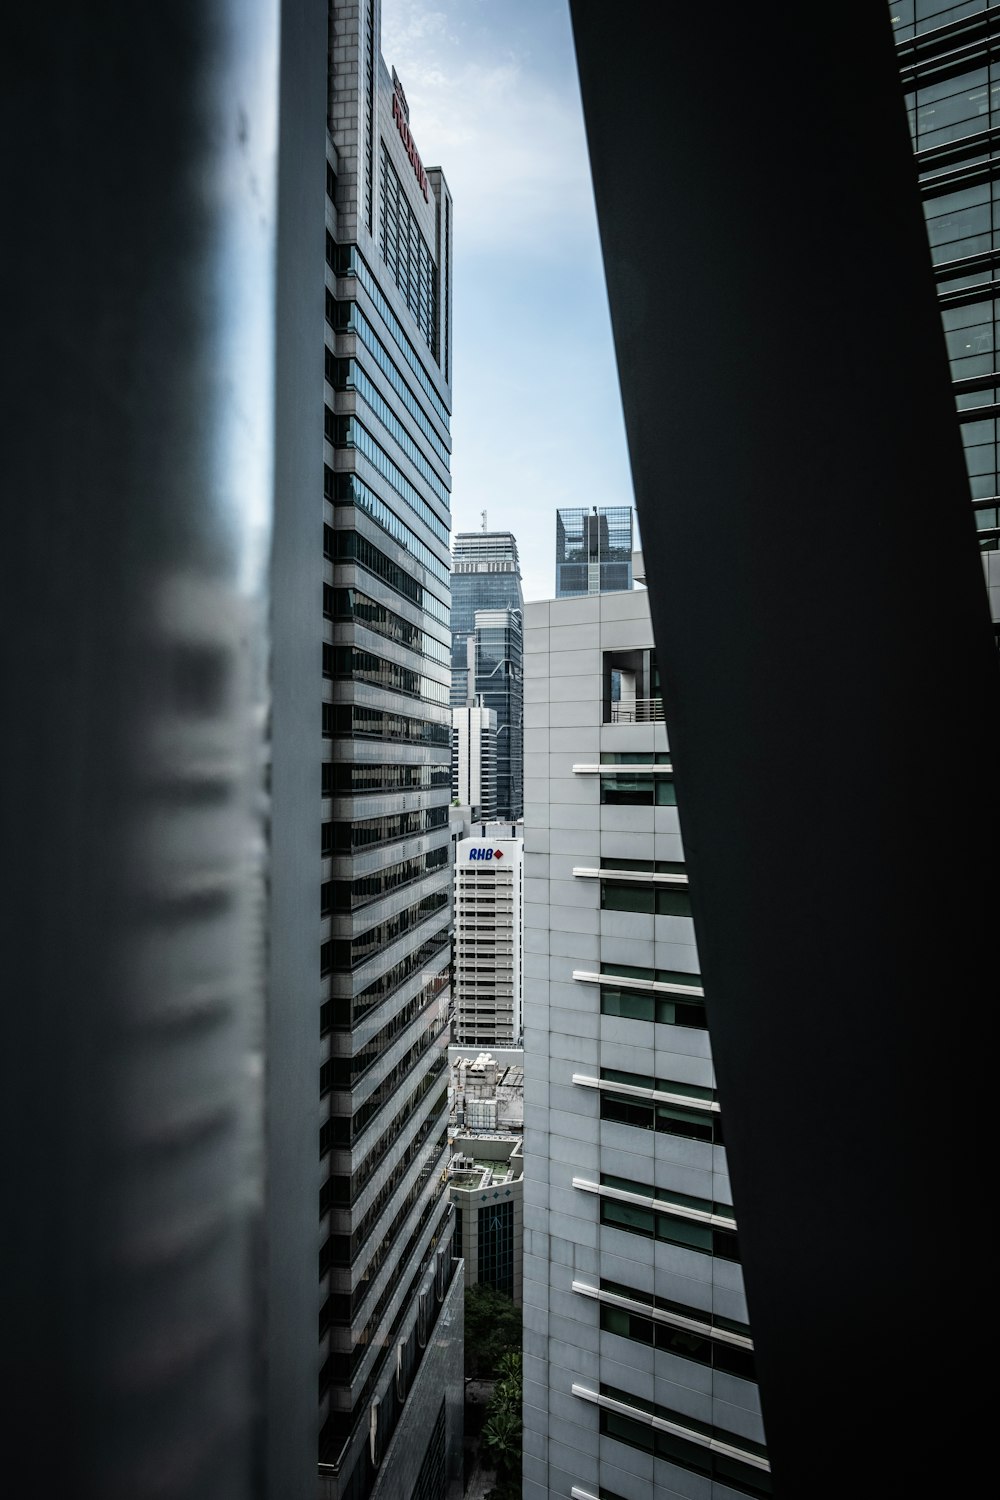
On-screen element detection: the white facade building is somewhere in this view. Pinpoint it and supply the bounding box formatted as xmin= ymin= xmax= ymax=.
xmin=452 ymin=704 xmax=497 ymax=818
xmin=453 ymin=835 xmax=524 ymax=1048
xmin=521 ymin=575 xmax=768 ymax=1500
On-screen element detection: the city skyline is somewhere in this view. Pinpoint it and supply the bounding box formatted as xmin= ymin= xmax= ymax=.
xmin=10 ymin=5 xmax=998 ymax=1500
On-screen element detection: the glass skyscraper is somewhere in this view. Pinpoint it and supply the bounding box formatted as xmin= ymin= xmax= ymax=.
xmin=450 ymin=531 xmax=524 ymax=820
xmin=892 ymin=1 xmax=1000 ymax=561
xmin=450 ymin=531 xmax=524 ymax=705
xmin=471 ymin=607 xmax=524 ymax=822
xmin=556 ymin=505 xmax=634 ymax=597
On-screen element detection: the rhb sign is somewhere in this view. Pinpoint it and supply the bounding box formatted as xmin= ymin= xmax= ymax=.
xmin=468 ymin=847 xmax=504 ymax=862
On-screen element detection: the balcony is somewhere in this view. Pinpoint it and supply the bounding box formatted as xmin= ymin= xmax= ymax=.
xmin=604 ymin=646 xmax=661 ymax=724
xmin=608 ymin=696 xmax=664 ymax=724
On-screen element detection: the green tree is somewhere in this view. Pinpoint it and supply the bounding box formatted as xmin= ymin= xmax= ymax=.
xmin=483 ymin=1349 xmax=522 ymax=1498
xmin=464 ymin=1283 xmax=521 ymax=1380
xmin=483 ymin=1402 xmax=521 ymax=1475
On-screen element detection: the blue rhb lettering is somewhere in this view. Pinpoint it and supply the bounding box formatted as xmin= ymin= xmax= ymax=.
xmin=469 ymin=847 xmax=493 ymax=861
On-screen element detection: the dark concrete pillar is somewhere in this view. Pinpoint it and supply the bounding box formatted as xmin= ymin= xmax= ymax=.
xmin=1 ymin=5 xmax=278 ymax=1496
xmin=571 ymin=1 xmax=998 ymax=1493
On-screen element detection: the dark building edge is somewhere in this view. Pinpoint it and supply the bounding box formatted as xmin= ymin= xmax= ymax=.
xmin=268 ymin=0 xmax=329 ymax=1495
xmin=570 ymin=1 xmax=999 ymax=1494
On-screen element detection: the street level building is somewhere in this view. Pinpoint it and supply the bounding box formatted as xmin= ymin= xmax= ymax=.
xmin=273 ymin=4 xmax=462 ymax=1495
xmin=521 ymin=570 xmax=769 ymax=1500
xmin=447 ymin=1135 xmax=524 ymax=1305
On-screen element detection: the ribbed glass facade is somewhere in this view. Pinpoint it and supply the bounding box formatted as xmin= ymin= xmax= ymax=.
xmin=555 ymin=505 xmax=634 ymax=597
xmin=472 ymin=609 xmax=524 ymax=822
xmin=892 ymin=0 xmax=1000 ymax=551
xmin=450 ymin=531 xmax=524 ymax=707
xmin=450 ymin=532 xmax=524 ymax=820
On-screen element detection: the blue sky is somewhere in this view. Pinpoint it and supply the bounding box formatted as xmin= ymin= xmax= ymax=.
xmin=379 ymin=0 xmax=636 ymax=605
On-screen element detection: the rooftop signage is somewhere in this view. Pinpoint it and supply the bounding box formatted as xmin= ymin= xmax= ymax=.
xmin=468 ymin=847 xmax=504 ymax=862
xmin=391 ymin=72 xmax=430 ymax=202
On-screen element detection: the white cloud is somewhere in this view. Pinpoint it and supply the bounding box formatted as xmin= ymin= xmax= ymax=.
xmin=378 ymin=0 xmax=635 ymax=592
xmin=380 ymin=0 xmax=594 ymax=257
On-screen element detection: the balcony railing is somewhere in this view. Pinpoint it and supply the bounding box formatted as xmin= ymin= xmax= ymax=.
xmin=609 ymin=696 xmax=665 ymax=724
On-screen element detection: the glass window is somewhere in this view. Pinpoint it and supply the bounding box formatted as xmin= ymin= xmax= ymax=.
xmin=601 ymin=963 xmax=656 ymax=981
xmin=602 ymin=880 xmax=654 ymax=913
xmin=941 ymin=298 xmax=996 ymax=380
xmin=600 ymin=774 xmax=652 ymax=805
xmin=602 ymin=1067 xmax=654 ymax=1088
xmin=656 ymin=1213 xmax=712 ymax=1252
xmin=657 ymin=1102 xmax=718 ymax=1144
xmin=914 ymin=0 xmax=984 ymax=34
xmin=601 ymin=1411 xmax=653 ymax=1454
xmin=600 ymin=986 xmax=656 ymax=1022
xmin=655 ymin=887 xmax=692 ymax=916
xmin=913 ymin=68 xmax=990 ymax=153
xmin=923 ymin=181 xmax=991 ymax=263
xmin=600 ymin=1199 xmax=654 ymax=1237
xmin=601 ymin=1093 xmax=655 ymax=1130
xmin=655 ymin=995 xmax=707 ymax=1028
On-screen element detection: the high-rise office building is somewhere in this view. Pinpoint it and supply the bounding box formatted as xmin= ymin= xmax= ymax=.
xmin=452 ymin=703 xmax=498 ymax=818
xmin=471 ymin=608 xmax=524 ymax=822
xmin=555 ymin=505 xmax=634 ymax=597
xmin=450 ymin=530 xmax=524 ymax=706
xmin=453 ymin=832 xmax=524 ymax=1048
xmin=272 ymin=5 xmax=462 ymax=1495
xmin=450 ymin=532 xmax=524 ymax=822
xmin=521 ymin=566 xmax=769 ymax=1500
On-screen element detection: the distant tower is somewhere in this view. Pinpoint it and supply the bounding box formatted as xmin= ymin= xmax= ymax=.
xmin=453 ymin=832 xmax=524 ymax=1048
xmin=555 ymin=504 xmax=634 ymax=596
xmin=452 ymin=703 xmax=498 ymax=818
xmin=471 ymin=607 xmax=523 ymax=821
xmin=450 ymin=533 xmax=524 ymax=819
xmin=450 ymin=531 xmax=524 ymax=705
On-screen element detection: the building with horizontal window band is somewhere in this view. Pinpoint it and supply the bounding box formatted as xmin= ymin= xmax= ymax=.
xmin=452 ymin=703 xmax=498 ymax=819
xmin=521 ymin=567 xmax=770 ymax=1500
xmin=273 ymin=4 xmax=462 ymax=1496
xmin=894 ymin=0 xmax=1000 ymax=568
xmin=453 ymin=835 xmax=524 ymax=1049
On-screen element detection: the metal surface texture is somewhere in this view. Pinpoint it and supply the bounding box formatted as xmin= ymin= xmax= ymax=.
xmin=2 ymin=4 xmax=278 ymax=1495
xmin=570 ymin=0 xmax=998 ymax=1493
